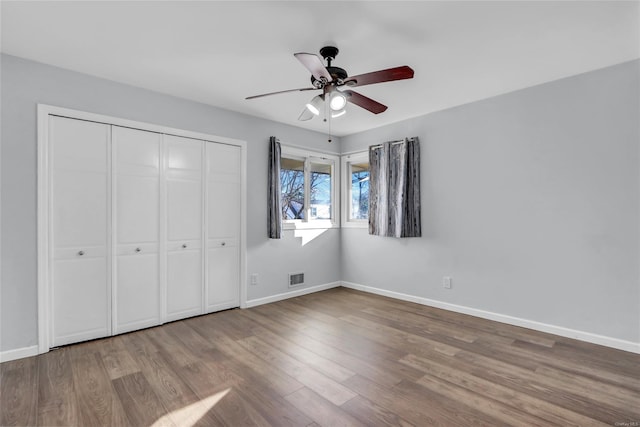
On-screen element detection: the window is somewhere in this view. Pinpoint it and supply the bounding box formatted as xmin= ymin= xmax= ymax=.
xmin=280 ymin=145 xmax=339 ymax=228
xmin=310 ymin=161 xmax=332 ymax=220
xmin=341 ymin=151 xmax=370 ymax=227
xmin=350 ymin=162 xmax=369 ymax=220
xmin=280 ymin=157 xmax=305 ymax=219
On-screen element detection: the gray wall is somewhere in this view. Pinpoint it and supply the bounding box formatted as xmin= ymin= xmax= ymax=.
xmin=2 ymin=53 xmax=638 ymax=353
xmin=0 ymin=54 xmax=342 ymax=352
xmin=341 ymin=60 xmax=639 ymax=343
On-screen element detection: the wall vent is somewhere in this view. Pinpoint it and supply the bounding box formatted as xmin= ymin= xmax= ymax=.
xmin=288 ymin=272 xmax=305 ymax=288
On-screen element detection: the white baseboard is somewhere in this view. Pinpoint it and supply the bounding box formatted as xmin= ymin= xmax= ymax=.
xmin=245 ymin=281 xmax=341 ymax=308
xmin=4 ymin=281 xmax=636 ymax=362
xmin=340 ymin=281 xmax=640 ymax=354
xmin=0 ymin=345 xmax=39 ymax=363
xmin=0 ymin=283 xmax=340 ymax=363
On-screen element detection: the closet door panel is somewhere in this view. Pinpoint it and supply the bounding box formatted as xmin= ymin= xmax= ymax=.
xmin=167 ymin=179 xmax=201 ymax=241
xmin=113 ymin=126 xmax=161 ymax=333
xmin=207 ymin=243 xmax=239 ymax=312
xmin=53 ymin=172 xmax=108 ymax=247
xmin=165 ymin=135 xmax=204 ymax=321
xmin=116 ymin=176 xmax=159 ymax=243
xmin=206 ymin=143 xmax=241 ymax=311
xmin=47 ymin=113 xmax=245 ymax=347
xmin=207 ymin=144 xmax=241 ymax=240
xmin=51 ymin=117 xmax=109 ymax=171
xmin=50 ymin=116 xmax=110 ymax=346
xmin=207 ymin=180 xmax=240 ymax=239
xmin=52 ymin=256 xmax=109 ymax=346
xmin=115 ymin=251 xmax=160 ymax=333
xmin=166 ymin=249 xmax=202 ymax=320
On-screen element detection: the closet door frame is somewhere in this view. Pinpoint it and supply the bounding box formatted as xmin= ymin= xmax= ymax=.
xmin=37 ymin=104 xmax=247 ymax=355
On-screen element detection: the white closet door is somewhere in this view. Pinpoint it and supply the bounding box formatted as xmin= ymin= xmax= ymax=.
xmin=165 ymin=135 xmax=204 ymax=322
xmin=206 ymin=143 xmax=241 ymax=312
xmin=112 ymin=126 xmax=161 ymax=334
xmin=50 ymin=116 xmax=110 ymax=346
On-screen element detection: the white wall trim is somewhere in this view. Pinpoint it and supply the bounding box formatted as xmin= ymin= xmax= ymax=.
xmin=6 ymin=277 xmax=636 ymax=362
xmin=0 ymin=345 xmax=39 ymax=363
xmin=245 ymin=281 xmax=341 ymax=308
xmin=340 ymin=281 xmax=640 ymax=354
xmin=38 ymin=104 xmax=246 ymax=148
xmin=36 ymin=104 xmax=51 ymax=354
xmin=238 ymin=138 xmax=248 ymax=309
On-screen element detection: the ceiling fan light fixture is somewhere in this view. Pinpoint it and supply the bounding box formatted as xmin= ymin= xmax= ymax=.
xmin=247 ymin=46 xmax=414 ymax=124
xmin=305 ymin=95 xmax=323 ymax=115
xmin=329 ymin=92 xmax=347 ymax=111
xmin=331 ymin=108 xmax=346 ymax=118
xmin=298 ymin=106 xmax=315 ymax=121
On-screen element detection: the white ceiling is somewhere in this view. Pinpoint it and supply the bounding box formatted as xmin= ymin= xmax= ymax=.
xmin=2 ymin=1 xmax=638 ymax=137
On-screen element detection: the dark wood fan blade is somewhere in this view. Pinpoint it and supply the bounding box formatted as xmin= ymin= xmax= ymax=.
xmin=343 ymin=66 xmax=414 ymax=87
xmin=294 ymin=53 xmax=333 ymax=82
xmin=343 ymin=90 xmax=388 ymax=114
xmin=246 ymin=87 xmax=318 ymax=100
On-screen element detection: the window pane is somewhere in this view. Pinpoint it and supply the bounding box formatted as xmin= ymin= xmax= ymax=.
xmin=310 ymin=162 xmax=331 ymax=220
xmin=351 ymin=162 xmax=369 ymax=220
xmin=281 ymin=158 xmax=305 ymax=219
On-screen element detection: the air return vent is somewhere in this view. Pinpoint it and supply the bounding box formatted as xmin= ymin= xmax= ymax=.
xmin=288 ymin=272 xmax=305 ymax=288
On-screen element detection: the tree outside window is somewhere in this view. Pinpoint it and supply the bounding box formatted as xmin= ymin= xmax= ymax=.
xmin=310 ymin=162 xmax=331 ymax=220
xmin=351 ymin=162 xmax=369 ymax=220
xmin=280 ymin=158 xmax=305 ymax=219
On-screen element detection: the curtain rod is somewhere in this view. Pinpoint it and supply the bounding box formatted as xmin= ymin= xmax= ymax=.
xmin=370 ymin=139 xmax=405 ymax=150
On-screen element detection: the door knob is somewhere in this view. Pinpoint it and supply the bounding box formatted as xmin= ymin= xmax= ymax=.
xmin=221 ymin=242 xmax=226 ymax=246
xmin=135 ymin=247 xmax=141 ymax=253
xmin=182 ymin=244 xmax=187 ymax=249
xmin=78 ymin=250 xmax=85 ymax=256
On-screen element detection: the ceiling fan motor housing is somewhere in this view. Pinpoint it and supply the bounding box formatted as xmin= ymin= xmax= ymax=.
xmin=312 ymin=45 xmax=348 ymax=86
xmin=311 ymin=66 xmax=348 ymax=86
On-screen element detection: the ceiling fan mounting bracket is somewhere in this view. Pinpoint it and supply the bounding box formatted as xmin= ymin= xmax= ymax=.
xmin=319 ymin=46 xmax=339 ymax=64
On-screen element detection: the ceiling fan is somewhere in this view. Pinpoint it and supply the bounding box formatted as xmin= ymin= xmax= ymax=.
xmin=246 ymin=46 xmax=414 ymax=121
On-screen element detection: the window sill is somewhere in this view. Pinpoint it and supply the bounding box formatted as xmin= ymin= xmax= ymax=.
xmin=283 ymin=220 xmax=339 ymax=230
xmin=342 ymin=221 xmax=368 ymax=229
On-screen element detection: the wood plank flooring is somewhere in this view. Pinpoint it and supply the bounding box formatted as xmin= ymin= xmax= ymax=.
xmin=2 ymin=287 xmax=639 ymax=426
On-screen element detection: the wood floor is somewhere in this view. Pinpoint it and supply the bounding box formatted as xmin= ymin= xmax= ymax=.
xmin=2 ymin=288 xmax=639 ymax=426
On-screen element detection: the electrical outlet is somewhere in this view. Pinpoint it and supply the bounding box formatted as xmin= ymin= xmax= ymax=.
xmin=443 ymin=276 xmax=452 ymax=289
xmin=250 ymin=273 xmax=258 ymax=286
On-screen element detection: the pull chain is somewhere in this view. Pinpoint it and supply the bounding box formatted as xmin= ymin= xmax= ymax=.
xmin=325 ymin=97 xmax=333 ymax=143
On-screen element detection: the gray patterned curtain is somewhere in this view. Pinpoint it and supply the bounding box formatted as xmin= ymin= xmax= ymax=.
xmin=268 ymin=136 xmax=282 ymax=239
xmin=369 ymin=137 xmax=421 ymax=238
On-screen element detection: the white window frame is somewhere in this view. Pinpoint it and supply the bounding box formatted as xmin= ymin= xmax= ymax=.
xmin=341 ymin=150 xmax=369 ymax=228
xmin=280 ymin=145 xmax=339 ymax=229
